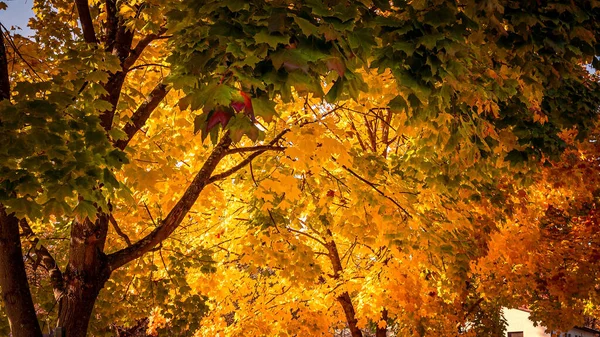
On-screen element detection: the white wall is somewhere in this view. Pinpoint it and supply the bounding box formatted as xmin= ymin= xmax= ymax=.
xmin=503 ymin=308 xmax=598 ymax=337
xmin=504 ymin=308 xmax=550 ymax=337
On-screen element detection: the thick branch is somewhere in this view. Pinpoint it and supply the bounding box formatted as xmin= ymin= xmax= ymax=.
xmin=75 ymin=0 xmax=98 ymax=43
xmin=0 ymin=30 xmax=10 ymax=100
xmin=115 ymin=82 xmax=169 ymax=150
xmin=122 ymin=29 xmax=167 ymax=71
xmin=104 ymin=0 xmax=118 ymax=50
xmin=208 ymin=149 xmax=274 ymax=183
xmin=99 ymin=29 xmax=166 ymax=131
xmin=324 ymin=229 xmax=363 ymax=337
xmin=19 ymin=219 xmax=64 ymax=299
xmin=107 ymin=134 xmax=233 ymax=270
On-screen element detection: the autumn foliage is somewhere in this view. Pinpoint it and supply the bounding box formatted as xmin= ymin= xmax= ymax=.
xmin=0 ymin=0 xmax=600 ymax=337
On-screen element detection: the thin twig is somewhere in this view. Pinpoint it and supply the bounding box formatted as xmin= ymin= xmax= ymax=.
xmin=341 ymin=164 xmax=413 ymax=219
xmin=109 ymin=214 xmax=132 ymax=246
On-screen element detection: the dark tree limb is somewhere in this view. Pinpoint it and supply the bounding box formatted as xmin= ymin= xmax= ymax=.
xmin=19 ymin=219 xmax=65 ymax=300
xmin=207 ymin=129 xmax=289 ymax=183
xmin=375 ymin=308 xmax=388 ymax=337
xmin=226 ymin=145 xmax=285 ymax=155
xmin=74 ymin=0 xmax=98 ymax=43
xmin=122 ymin=29 xmax=167 ymax=71
xmin=0 ymin=30 xmax=10 ymax=100
xmin=104 ymin=0 xmax=118 ymax=50
xmin=100 ymin=29 xmax=165 ymax=131
xmin=109 ymin=214 xmax=132 ymax=246
xmin=0 ymin=207 xmax=43 ymax=337
xmin=324 ymin=229 xmax=363 ymax=337
xmin=341 ymin=165 xmax=413 ymax=219
xmin=57 ymin=215 xmax=112 ymax=336
xmin=115 ymin=82 xmax=169 ymax=150
xmin=107 ymin=134 xmax=234 ymax=270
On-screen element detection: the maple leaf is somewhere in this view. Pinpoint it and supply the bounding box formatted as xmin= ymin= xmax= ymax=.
xmin=206 ymin=108 xmax=233 ymax=131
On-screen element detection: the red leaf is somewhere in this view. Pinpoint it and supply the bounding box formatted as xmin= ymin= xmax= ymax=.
xmin=239 ymin=91 xmax=255 ymax=122
xmin=231 ymin=101 xmax=245 ymax=112
xmin=207 ymin=109 xmax=232 ymax=130
xmin=326 ymin=57 xmax=345 ymax=77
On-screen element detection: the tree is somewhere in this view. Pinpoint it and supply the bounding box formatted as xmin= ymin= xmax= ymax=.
xmin=0 ymin=0 xmax=599 ymax=336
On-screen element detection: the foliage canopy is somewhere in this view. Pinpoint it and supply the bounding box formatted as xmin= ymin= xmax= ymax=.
xmin=0 ymin=0 xmax=599 ymax=336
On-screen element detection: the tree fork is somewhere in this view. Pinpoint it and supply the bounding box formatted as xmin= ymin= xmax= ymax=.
xmin=57 ymin=215 xmax=112 ymax=337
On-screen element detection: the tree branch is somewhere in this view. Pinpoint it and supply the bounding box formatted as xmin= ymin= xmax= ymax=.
xmin=126 ymin=63 xmax=168 ymax=73
xmin=115 ymin=82 xmax=169 ymax=150
xmin=104 ymin=0 xmax=118 ymax=50
xmin=19 ymin=219 xmax=64 ymax=299
xmin=109 ymin=214 xmax=132 ymax=246
xmin=285 ymin=226 xmax=327 ymax=248
xmin=122 ymin=29 xmax=167 ymax=71
xmin=0 ymin=27 xmax=9 ymax=100
xmin=75 ymin=0 xmax=98 ymax=43
xmin=226 ymin=145 xmax=285 ymax=155
xmin=341 ymin=165 xmax=412 ymax=219
xmin=207 ymin=130 xmax=289 ymax=183
xmin=100 ymin=28 xmax=165 ymax=131
xmin=107 ymin=134 xmax=233 ymax=270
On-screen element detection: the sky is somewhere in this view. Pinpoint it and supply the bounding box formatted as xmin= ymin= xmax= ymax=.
xmin=0 ymin=0 xmax=34 ymax=35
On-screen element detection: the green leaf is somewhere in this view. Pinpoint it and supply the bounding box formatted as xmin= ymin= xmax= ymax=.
xmin=43 ymin=198 xmax=71 ymax=218
xmin=287 ymin=72 xmax=324 ymax=97
xmin=194 ymin=114 xmax=208 ymax=135
xmin=87 ymin=70 xmax=110 ymax=83
xmin=325 ymin=78 xmax=344 ymax=103
xmin=108 ymin=127 xmax=128 ymax=141
xmin=225 ymin=0 xmax=248 ymax=11
xmin=505 ymin=150 xmax=528 ymax=166
xmin=254 ymin=30 xmax=290 ymax=48
xmin=93 ymin=100 xmax=114 ymax=112
xmin=73 ymin=200 xmax=98 ymax=222
xmin=293 ymin=17 xmax=320 ymax=36
xmin=389 ymin=95 xmax=408 ymax=111
xmin=201 ymin=84 xmax=236 ymax=111
xmin=103 ymin=168 xmax=120 ymax=189
xmin=251 ymin=97 xmax=277 ymax=123
xmin=4 ymin=198 xmax=41 ymax=219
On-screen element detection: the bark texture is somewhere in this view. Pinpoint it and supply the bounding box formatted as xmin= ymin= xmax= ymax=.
xmin=57 ymin=215 xmax=111 ymax=337
xmin=0 ymin=207 xmax=43 ymax=337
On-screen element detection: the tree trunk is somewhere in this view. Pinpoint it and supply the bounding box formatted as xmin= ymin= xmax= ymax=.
xmin=0 ymin=207 xmax=43 ymax=337
xmin=57 ymin=214 xmax=112 ymax=337
xmin=325 ymin=230 xmax=363 ymax=337
xmin=375 ymin=308 xmax=388 ymax=337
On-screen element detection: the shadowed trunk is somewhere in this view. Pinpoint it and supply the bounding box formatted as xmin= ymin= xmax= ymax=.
xmin=376 ymin=308 xmax=388 ymax=337
xmin=0 ymin=207 xmax=43 ymax=337
xmin=57 ymin=215 xmax=112 ymax=337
